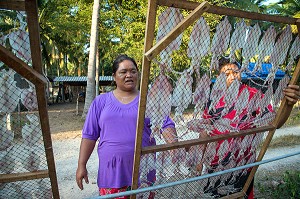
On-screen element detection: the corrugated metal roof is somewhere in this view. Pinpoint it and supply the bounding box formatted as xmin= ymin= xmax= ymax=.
xmin=53 ymin=76 xmax=113 ymax=82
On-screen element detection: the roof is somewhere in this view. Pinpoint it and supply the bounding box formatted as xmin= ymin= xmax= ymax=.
xmin=52 ymin=76 xmax=113 ymax=86
xmin=53 ymin=76 xmax=113 ymax=82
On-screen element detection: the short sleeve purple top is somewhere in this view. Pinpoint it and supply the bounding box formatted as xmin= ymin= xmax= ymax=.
xmin=82 ymin=91 xmax=175 ymax=188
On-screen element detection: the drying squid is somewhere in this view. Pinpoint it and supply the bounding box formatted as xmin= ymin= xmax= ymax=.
xmin=0 ymin=183 xmax=24 ymax=199
xmin=258 ymin=85 xmax=273 ymax=115
xmin=172 ymin=70 xmax=193 ymax=123
xmin=229 ymin=20 xmax=247 ymax=61
xmin=187 ymin=17 xmax=210 ymax=73
xmin=241 ymin=23 xmax=261 ymax=71
xmin=22 ymin=147 xmax=41 ymax=172
xmin=185 ymin=145 xmax=205 ymax=168
xmin=0 ymin=148 xmax=15 ymax=174
xmin=266 ymin=25 xmax=292 ymax=84
xmin=0 ymin=69 xmax=20 ymax=113
xmin=21 ymin=114 xmax=42 ymax=147
xmin=232 ymin=88 xmax=250 ymax=124
xmin=270 ymin=25 xmax=293 ymax=66
xmin=146 ymin=74 xmax=172 ymax=138
xmin=273 ymin=75 xmax=290 ymax=106
xmin=208 ymin=73 xmax=227 ymax=112
xmin=139 ymin=153 xmax=156 ymax=181
xmin=254 ymin=25 xmax=277 ymax=72
xmin=222 ymin=79 xmax=240 ymax=116
xmin=156 ymin=7 xmax=183 ymax=69
xmin=0 ymin=115 xmax=14 ymax=151
xmin=21 ymin=86 xmax=38 ymax=111
xmin=287 ymin=36 xmax=300 ymax=71
xmin=37 ymin=179 xmax=53 ymax=199
xmin=8 ymin=29 xmax=31 ymax=63
xmin=193 ymin=73 xmax=211 ymax=118
xmin=210 ymin=16 xmax=232 ymax=70
xmin=217 ymin=140 xmax=229 ymax=163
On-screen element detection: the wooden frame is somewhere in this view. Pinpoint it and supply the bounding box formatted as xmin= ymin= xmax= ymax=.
xmin=131 ymin=0 xmax=300 ymax=198
xmin=0 ymin=0 xmax=59 ymax=198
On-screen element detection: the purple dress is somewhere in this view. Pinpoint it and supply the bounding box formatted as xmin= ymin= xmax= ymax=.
xmin=82 ymin=91 xmax=175 ymax=188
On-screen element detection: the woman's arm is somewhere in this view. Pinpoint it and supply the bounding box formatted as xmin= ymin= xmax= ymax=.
xmin=76 ymin=138 xmax=96 ymax=190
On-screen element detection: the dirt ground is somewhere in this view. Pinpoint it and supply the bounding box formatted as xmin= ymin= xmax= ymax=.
xmin=47 ymin=102 xmax=300 ymax=199
xmin=48 ymin=102 xmax=85 ymax=139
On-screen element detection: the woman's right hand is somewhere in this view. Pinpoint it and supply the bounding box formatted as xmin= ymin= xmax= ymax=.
xmin=76 ymin=165 xmax=89 ymax=190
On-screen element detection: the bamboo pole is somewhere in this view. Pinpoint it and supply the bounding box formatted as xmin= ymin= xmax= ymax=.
xmin=144 ymin=1 xmax=210 ymax=61
xmin=141 ymin=125 xmax=275 ymax=155
xmin=0 ymin=170 xmax=49 ymax=183
xmin=130 ymin=1 xmax=158 ymax=198
xmin=157 ymin=0 xmax=298 ymax=25
xmin=0 ymin=45 xmax=47 ymax=85
xmin=25 ymin=0 xmax=60 ymax=198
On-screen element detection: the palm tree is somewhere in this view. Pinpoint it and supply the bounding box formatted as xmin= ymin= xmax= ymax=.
xmin=82 ymin=0 xmax=100 ymax=119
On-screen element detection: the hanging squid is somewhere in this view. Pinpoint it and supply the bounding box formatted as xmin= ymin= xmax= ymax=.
xmin=156 ymin=7 xmax=183 ymax=71
xmin=145 ymin=74 xmax=173 ymax=138
xmin=210 ymin=16 xmax=232 ymax=70
xmin=172 ymin=70 xmax=193 ymax=124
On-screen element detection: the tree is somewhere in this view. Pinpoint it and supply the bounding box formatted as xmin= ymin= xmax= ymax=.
xmin=82 ymin=0 xmax=99 ymax=119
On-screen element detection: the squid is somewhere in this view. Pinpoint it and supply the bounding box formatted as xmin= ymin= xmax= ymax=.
xmin=23 ymin=148 xmax=41 ymax=172
xmin=145 ymin=74 xmax=173 ymax=138
xmin=266 ymin=25 xmax=292 ymax=84
xmin=273 ymin=75 xmax=290 ymax=107
xmin=156 ymin=7 xmax=183 ymax=70
xmin=193 ymin=74 xmax=211 ymax=118
xmin=21 ymin=114 xmax=42 ymax=147
xmin=8 ymin=29 xmax=31 ymax=63
xmin=21 ymin=86 xmax=38 ymax=111
xmin=241 ymin=23 xmax=261 ymax=71
xmin=0 ymin=69 xmax=21 ymax=113
xmin=187 ymin=17 xmax=210 ymax=74
xmin=229 ymin=20 xmax=247 ymax=61
xmin=0 ymin=115 xmax=14 ymax=151
xmin=254 ymin=25 xmax=277 ymax=72
xmin=287 ymin=36 xmax=300 ymax=71
xmin=172 ymin=70 xmax=193 ymax=124
xmin=210 ymin=16 xmax=232 ymax=70
xmin=208 ymin=73 xmax=227 ymax=112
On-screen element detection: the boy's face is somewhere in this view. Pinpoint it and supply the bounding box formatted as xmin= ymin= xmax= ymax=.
xmin=220 ymin=63 xmax=241 ymax=88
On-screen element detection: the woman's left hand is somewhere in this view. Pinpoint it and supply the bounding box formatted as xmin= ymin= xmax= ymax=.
xmin=283 ymin=84 xmax=300 ymax=105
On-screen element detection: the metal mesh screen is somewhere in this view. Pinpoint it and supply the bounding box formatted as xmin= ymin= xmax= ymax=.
xmin=136 ymin=6 xmax=299 ymax=198
xmin=0 ymin=10 xmax=53 ymax=198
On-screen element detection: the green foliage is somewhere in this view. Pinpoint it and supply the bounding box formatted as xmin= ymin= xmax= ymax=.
xmin=256 ymin=170 xmax=300 ymax=198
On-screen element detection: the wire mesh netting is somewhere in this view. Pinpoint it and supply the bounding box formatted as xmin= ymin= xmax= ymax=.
xmin=0 ymin=10 xmax=53 ymax=198
xmin=136 ymin=6 xmax=300 ymax=198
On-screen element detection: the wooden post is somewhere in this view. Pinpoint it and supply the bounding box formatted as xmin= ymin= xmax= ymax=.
xmin=25 ymin=0 xmax=60 ymax=198
xmin=130 ymin=1 xmax=158 ymax=199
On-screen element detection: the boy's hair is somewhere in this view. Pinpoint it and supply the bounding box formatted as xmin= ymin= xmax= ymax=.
xmin=218 ymin=57 xmax=241 ymax=71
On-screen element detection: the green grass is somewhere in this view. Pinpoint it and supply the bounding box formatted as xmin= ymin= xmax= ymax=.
xmin=256 ymin=170 xmax=300 ymax=199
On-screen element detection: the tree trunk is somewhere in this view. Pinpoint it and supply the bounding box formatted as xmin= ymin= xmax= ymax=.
xmin=95 ymin=47 xmax=99 ymax=96
xmin=82 ymin=0 xmax=100 ymax=119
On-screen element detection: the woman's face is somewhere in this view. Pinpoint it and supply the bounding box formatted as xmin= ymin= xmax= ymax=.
xmin=113 ymin=60 xmax=138 ymax=91
xmin=220 ymin=63 xmax=241 ymax=88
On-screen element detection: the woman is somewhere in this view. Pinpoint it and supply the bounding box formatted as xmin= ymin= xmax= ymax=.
xmin=192 ymin=57 xmax=300 ymax=198
xmin=76 ymin=54 xmax=177 ymax=198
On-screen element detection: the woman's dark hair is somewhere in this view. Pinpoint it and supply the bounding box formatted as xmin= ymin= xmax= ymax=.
xmin=112 ymin=54 xmax=138 ymax=74
xmin=218 ymin=57 xmax=241 ymax=71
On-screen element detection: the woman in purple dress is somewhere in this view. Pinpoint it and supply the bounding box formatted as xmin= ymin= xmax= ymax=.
xmin=76 ymin=54 xmax=177 ymax=198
